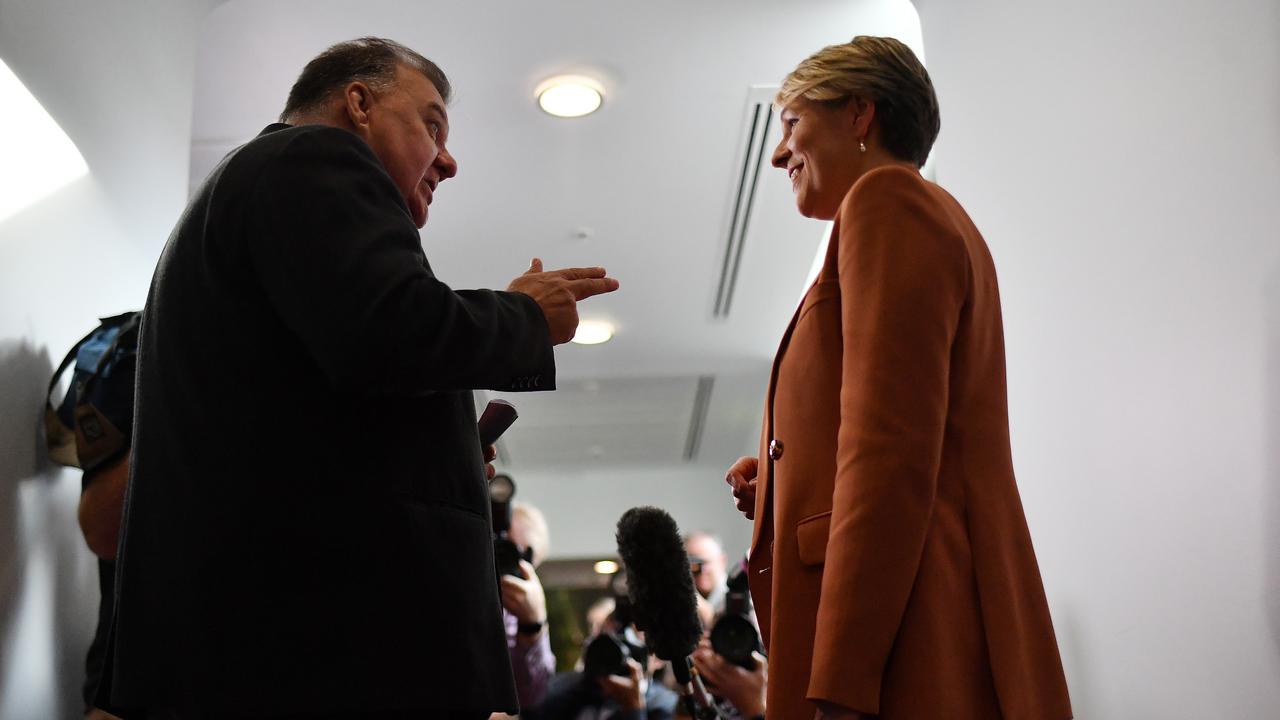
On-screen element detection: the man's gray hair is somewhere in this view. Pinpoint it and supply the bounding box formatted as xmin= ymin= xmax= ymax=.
xmin=280 ymin=37 xmax=451 ymax=122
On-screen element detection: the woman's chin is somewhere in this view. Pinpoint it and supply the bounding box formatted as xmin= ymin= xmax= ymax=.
xmin=795 ymin=197 xmax=837 ymax=221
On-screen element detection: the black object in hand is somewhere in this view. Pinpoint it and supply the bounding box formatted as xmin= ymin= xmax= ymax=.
xmin=477 ymin=399 xmax=518 ymax=447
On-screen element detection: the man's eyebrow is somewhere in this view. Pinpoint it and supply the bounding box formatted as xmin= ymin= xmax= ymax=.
xmin=425 ymin=101 xmax=448 ymax=124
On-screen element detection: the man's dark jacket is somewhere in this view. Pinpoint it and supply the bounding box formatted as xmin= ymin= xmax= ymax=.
xmin=101 ymin=124 xmax=554 ymax=716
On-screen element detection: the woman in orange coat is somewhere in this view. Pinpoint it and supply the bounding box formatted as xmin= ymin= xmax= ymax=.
xmin=722 ymin=37 xmax=1071 ymax=720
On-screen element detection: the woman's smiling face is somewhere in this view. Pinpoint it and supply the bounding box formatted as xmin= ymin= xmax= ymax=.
xmin=771 ymin=97 xmax=864 ymax=221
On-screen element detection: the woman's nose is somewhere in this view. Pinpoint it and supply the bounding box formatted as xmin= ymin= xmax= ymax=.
xmin=771 ymin=137 xmax=790 ymax=170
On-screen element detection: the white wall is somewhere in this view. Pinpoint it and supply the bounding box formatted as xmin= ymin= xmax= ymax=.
xmin=0 ymin=2 xmax=220 ymax=717
xmin=913 ymin=0 xmax=1280 ymax=716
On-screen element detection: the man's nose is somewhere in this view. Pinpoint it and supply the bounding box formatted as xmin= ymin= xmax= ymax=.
xmin=435 ymin=146 xmax=458 ymax=179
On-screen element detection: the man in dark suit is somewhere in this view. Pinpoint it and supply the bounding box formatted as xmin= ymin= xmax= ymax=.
xmin=99 ymin=37 xmax=618 ymax=719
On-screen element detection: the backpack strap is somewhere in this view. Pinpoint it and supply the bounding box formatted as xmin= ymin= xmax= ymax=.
xmin=46 ymin=335 xmax=89 ymax=409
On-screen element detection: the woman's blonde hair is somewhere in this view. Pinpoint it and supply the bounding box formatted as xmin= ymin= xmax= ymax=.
xmin=777 ymin=36 xmax=940 ymax=167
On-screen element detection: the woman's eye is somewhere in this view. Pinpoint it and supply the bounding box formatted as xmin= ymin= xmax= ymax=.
xmin=428 ymin=122 xmax=441 ymax=138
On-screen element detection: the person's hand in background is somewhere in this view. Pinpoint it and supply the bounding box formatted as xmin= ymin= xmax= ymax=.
xmin=598 ymin=658 xmax=646 ymax=712
xmin=693 ymin=647 xmax=766 ymax=718
xmin=500 ymin=559 xmax=547 ymax=645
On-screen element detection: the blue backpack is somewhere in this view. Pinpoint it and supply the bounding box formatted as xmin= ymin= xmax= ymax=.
xmin=44 ymin=311 xmax=141 ymax=471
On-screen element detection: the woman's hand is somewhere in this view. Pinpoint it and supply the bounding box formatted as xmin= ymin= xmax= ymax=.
xmin=692 ymin=647 xmax=767 ymax=718
xmin=724 ymin=456 xmax=759 ymax=519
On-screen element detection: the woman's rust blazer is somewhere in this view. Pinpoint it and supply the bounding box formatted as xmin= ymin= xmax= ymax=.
xmin=746 ymin=165 xmax=1072 ymax=720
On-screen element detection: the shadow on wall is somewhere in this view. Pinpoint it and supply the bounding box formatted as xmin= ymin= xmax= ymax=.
xmin=0 ymin=339 xmax=55 ymax=690
xmin=1268 ymin=266 xmax=1280 ymax=663
xmin=0 ymin=339 xmax=101 ymax=720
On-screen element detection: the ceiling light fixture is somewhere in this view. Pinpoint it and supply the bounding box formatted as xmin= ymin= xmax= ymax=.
xmin=571 ymin=320 xmax=614 ymax=345
xmin=536 ymin=75 xmax=604 ymax=118
xmin=593 ymin=560 xmax=620 ymax=575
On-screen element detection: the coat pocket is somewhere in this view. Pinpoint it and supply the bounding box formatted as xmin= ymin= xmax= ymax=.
xmin=796 ymin=510 xmax=832 ymax=566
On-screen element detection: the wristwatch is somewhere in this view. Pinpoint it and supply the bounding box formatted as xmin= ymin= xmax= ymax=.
xmin=517 ymin=619 xmax=545 ymax=636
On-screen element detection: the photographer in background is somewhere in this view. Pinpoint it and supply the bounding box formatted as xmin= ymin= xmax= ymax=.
xmin=500 ymin=501 xmax=556 ymax=709
xmin=689 ymin=559 xmax=766 ymax=720
xmin=526 ymin=601 xmax=678 ymax=720
xmin=684 ymin=531 xmax=728 ymax=613
xmin=690 ymin=644 xmax=766 ymax=720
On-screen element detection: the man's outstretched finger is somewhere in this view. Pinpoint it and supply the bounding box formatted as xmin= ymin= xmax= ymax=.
xmin=527 ymin=257 xmax=544 ymax=274
xmin=569 ymin=277 xmax=621 ymax=300
xmin=556 ymin=266 xmax=608 ymax=280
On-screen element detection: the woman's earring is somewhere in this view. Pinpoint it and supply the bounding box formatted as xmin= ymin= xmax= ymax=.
xmin=859 ymin=140 xmax=867 ymax=153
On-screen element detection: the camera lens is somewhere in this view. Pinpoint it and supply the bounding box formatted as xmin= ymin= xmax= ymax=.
xmin=709 ymin=614 xmax=760 ymax=669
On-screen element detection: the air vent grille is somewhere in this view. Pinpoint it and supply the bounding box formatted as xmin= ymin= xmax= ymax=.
xmin=714 ymin=89 xmax=779 ymax=318
xmin=683 ymin=376 xmax=715 ymax=461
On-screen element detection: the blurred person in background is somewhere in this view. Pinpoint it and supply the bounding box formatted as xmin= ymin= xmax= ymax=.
xmin=687 ymin=559 xmax=765 ymax=720
xmin=499 ymin=501 xmax=556 ymax=712
xmin=583 ymin=596 xmax=617 ymax=641
xmin=721 ymin=36 xmax=1070 ymax=720
xmin=683 ymin=531 xmax=728 ymax=612
xmin=526 ymin=601 xmax=678 ymax=720
xmin=690 ymin=648 xmax=766 ymax=720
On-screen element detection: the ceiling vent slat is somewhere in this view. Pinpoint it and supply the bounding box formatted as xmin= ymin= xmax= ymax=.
xmin=683 ymin=375 xmax=716 ymax=461
xmin=714 ymin=90 xmax=778 ymax=318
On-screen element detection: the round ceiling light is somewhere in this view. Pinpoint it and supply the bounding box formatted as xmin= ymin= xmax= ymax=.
xmin=571 ymin=320 xmax=614 ymax=345
xmin=536 ymin=75 xmax=605 ymax=118
xmin=593 ymin=560 xmax=620 ymax=575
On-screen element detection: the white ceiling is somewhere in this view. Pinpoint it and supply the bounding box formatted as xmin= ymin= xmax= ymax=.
xmin=188 ymin=0 xmax=925 ymax=469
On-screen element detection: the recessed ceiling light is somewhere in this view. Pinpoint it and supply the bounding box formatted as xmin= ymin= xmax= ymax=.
xmin=536 ymin=75 xmax=604 ymax=118
xmin=0 ymin=58 xmax=88 ymax=223
xmin=571 ymin=320 xmax=614 ymax=345
xmin=593 ymin=560 xmax=620 ymax=575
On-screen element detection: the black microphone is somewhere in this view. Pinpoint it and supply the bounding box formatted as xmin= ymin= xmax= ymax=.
xmin=616 ymin=506 xmax=723 ymax=719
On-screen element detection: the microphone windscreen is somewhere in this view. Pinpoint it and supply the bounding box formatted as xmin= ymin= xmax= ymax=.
xmin=615 ymin=506 xmax=703 ymax=662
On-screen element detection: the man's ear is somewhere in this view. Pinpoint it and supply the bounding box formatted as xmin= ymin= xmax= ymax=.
xmin=342 ymin=81 xmax=376 ymax=129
